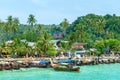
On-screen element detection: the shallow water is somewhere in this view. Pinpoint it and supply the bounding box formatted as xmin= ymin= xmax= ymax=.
xmin=0 ymin=63 xmax=120 ymax=80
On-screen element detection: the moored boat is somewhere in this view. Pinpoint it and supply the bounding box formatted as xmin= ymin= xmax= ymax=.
xmin=54 ymin=66 xmax=80 ymax=72
xmin=0 ymin=67 xmax=4 ymax=71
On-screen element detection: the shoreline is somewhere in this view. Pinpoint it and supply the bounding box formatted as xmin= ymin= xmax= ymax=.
xmin=0 ymin=56 xmax=120 ymax=71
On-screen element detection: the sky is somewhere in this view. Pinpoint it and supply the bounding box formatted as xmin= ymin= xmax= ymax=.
xmin=0 ymin=0 xmax=120 ymax=24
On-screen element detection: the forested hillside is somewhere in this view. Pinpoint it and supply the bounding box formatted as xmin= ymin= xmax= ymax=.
xmin=0 ymin=14 xmax=120 ymax=56
xmin=0 ymin=14 xmax=120 ymax=43
xmin=66 ymin=14 xmax=120 ymax=43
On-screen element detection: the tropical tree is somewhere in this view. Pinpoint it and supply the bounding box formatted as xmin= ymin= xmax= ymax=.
xmin=4 ymin=23 xmax=10 ymax=40
xmin=94 ymin=39 xmax=106 ymax=55
xmin=37 ymin=24 xmax=43 ymax=34
xmin=46 ymin=46 xmax=57 ymax=56
xmin=66 ymin=32 xmax=77 ymax=43
xmin=27 ymin=14 xmax=37 ymax=41
xmin=96 ymin=17 xmax=106 ymax=38
xmin=75 ymin=23 xmax=87 ymax=42
xmin=0 ymin=40 xmax=12 ymax=57
xmin=35 ymin=40 xmax=43 ymax=56
xmin=21 ymin=29 xmax=38 ymax=42
xmin=0 ymin=20 xmax=5 ymax=30
xmin=4 ymin=16 xmax=13 ymax=40
xmin=10 ymin=38 xmax=33 ymax=57
xmin=60 ymin=18 xmax=69 ymax=36
xmin=42 ymin=31 xmax=52 ymax=55
xmin=27 ymin=14 xmax=36 ymax=27
xmin=7 ymin=16 xmax=13 ymax=26
xmin=105 ymin=39 xmax=120 ymax=51
xmin=12 ymin=17 xmax=19 ymax=36
xmin=58 ymin=41 xmax=71 ymax=52
xmin=36 ymin=31 xmax=53 ymax=56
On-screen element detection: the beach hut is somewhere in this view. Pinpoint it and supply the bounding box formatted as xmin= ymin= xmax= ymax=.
xmin=72 ymin=42 xmax=87 ymax=50
xmin=75 ymin=50 xmax=86 ymax=58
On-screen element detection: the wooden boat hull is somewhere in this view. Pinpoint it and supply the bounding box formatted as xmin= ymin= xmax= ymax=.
xmin=0 ymin=68 xmax=4 ymax=71
xmin=54 ymin=66 xmax=80 ymax=72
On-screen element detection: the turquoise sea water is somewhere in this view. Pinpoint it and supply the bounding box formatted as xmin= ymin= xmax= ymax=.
xmin=0 ymin=63 xmax=120 ymax=80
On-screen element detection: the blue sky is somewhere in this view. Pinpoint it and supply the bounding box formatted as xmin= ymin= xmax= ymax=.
xmin=0 ymin=0 xmax=120 ymax=24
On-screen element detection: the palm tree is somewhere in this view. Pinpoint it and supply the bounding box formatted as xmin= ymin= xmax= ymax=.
xmin=4 ymin=23 xmax=10 ymax=40
xmin=35 ymin=40 xmax=43 ymax=57
xmin=7 ymin=16 xmax=13 ymax=26
xmin=27 ymin=14 xmax=36 ymax=27
xmin=92 ymin=17 xmax=105 ymax=38
xmin=12 ymin=18 xmax=19 ymax=36
xmin=4 ymin=16 xmax=13 ymax=40
xmin=60 ymin=18 xmax=69 ymax=36
xmin=27 ymin=14 xmax=36 ymax=41
xmin=0 ymin=20 xmax=5 ymax=29
xmin=0 ymin=40 xmax=12 ymax=57
xmin=75 ymin=23 xmax=87 ymax=42
xmin=36 ymin=31 xmax=53 ymax=56
xmin=42 ymin=31 xmax=52 ymax=55
xmin=97 ymin=17 xmax=105 ymax=38
xmin=67 ymin=32 xmax=77 ymax=42
xmin=37 ymin=24 xmax=42 ymax=34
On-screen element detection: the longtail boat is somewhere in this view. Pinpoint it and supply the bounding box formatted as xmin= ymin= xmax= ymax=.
xmin=54 ymin=66 xmax=80 ymax=72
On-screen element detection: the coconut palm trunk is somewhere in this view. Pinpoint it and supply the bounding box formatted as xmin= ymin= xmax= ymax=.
xmin=27 ymin=14 xmax=36 ymax=41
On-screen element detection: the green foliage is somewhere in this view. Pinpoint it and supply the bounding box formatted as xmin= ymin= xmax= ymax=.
xmin=27 ymin=14 xmax=36 ymax=27
xmin=60 ymin=18 xmax=69 ymax=36
xmin=12 ymin=18 xmax=19 ymax=34
xmin=94 ymin=39 xmax=105 ymax=54
xmin=0 ymin=14 xmax=120 ymax=57
xmin=36 ymin=31 xmax=53 ymax=56
xmin=58 ymin=41 xmax=71 ymax=52
xmin=46 ymin=47 xmax=57 ymax=56
xmin=67 ymin=14 xmax=120 ymax=43
xmin=75 ymin=23 xmax=87 ymax=42
xmin=93 ymin=38 xmax=120 ymax=54
xmin=22 ymin=29 xmax=38 ymax=42
xmin=105 ymin=39 xmax=120 ymax=51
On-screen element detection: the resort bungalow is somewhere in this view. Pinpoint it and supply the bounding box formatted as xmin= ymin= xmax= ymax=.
xmin=72 ymin=42 xmax=87 ymax=50
xmin=72 ymin=42 xmax=87 ymax=58
xmin=53 ymin=32 xmax=64 ymax=39
xmin=75 ymin=50 xmax=86 ymax=59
